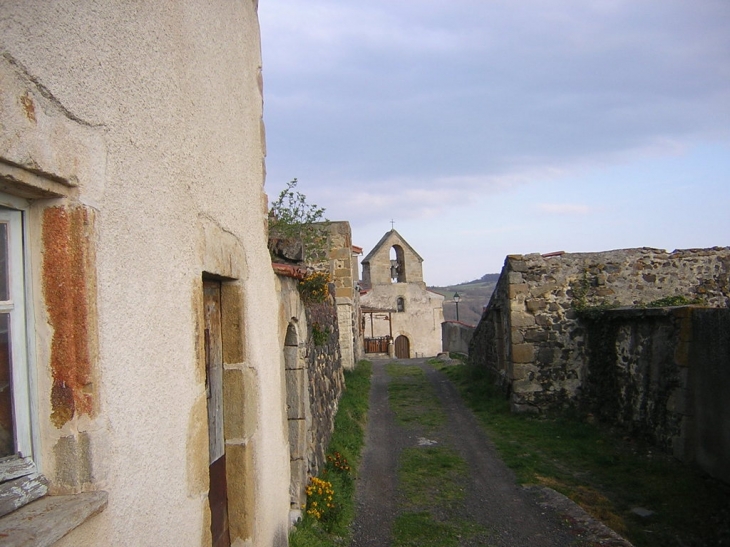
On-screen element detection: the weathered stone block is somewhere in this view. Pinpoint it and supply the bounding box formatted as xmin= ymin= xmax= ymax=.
xmin=269 ymin=237 xmax=303 ymax=262
xmin=535 ymin=314 xmax=552 ymax=327
xmin=225 ymin=442 xmax=254 ymax=542
xmin=510 ymin=259 xmax=528 ymax=272
xmin=223 ymin=368 xmax=258 ymax=439
xmin=221 ymin=283 xmax=244 ymax=364
xmin=530 ymin=282 xmax=558 ymax=297
xmin=512 ymin=379 xmax=543 ymax=393
xmin=525 ymin=298 xmax=547 ymax=312
xmin=512 ymin=343 xmax=535 ymax=363
xmin=290 ymin=459 xmax=307 ymax=507
xmin=595 ymin=287 xmax=615 ymax=297
xmin=510 ymin=312 xmax=535 ymax=328
xmin=508 ymin=284 xmax=529 ymax=299
xmin=512 ymin=363 xmax=538 ymax=381
xmin=537 ymin=347 xmax=557 ymax=365
xmin=53 ymin=432 xmax=93 ymax=491
xmin=223 ymin=368 xmax=246 ymax=439
xmin=508 ymin=272 xmax=524 ymax=284
xmin=286 ymin=369 xmax=307 ymax=419
xmin=524 ymin=330 xmax=549 ymax=342
xmin=288 ymin=419 xmax=307 ymax=460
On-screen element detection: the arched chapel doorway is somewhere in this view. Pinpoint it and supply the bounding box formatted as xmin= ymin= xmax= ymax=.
xmin=394 ymin=335 xmax=410 ymax=359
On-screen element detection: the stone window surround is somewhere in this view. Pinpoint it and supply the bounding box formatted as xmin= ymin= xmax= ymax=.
xmin=0 ymin=160 xmax=107 ymax=544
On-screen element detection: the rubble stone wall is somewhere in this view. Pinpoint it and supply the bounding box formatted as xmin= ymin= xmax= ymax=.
xmin=470 ymin=247 xmax=730 ymax=412
xmin=276 ymin=277 xmax=345 ymax=510
xmin=581 ymin=307 xmax=730 ymax=485
xmin=304 ymin=294 xmax=344 ymax=478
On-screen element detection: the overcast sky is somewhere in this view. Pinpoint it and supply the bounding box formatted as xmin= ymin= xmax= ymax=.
xmin=259 ymin=0 xmax=730 ymax=286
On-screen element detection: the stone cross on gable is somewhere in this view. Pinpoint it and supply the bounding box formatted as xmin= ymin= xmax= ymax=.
xmin=390 ymin=219 xmax=395 ymax=230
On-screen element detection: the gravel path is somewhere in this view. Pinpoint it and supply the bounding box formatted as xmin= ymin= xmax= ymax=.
xmin=350 ymin=358 xmax=632 ymax=547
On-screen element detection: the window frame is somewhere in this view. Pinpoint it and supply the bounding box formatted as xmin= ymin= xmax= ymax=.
xmin=0 ymin=194 xmax=39 ymax=483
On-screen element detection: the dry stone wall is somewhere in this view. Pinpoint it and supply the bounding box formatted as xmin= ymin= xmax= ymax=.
xmin=276 ymin=275 xmax=345 ymax=513
xmin=470 ymin=247 xmax=730 ymax=412
xmin=304 ymin=293 xmax=344 ymax=478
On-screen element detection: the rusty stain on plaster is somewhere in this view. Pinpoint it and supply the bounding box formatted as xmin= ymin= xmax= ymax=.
xmin=42 ymin=205 xmax=96 ymax=428
xmin=20 ymin=92 xmax=36 ymax=123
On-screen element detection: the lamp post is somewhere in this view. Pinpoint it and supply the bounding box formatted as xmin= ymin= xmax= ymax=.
xmin=453 ymin=292 xmax=461 ymax=322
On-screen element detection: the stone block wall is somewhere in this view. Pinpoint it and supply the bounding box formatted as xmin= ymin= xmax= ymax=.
xmin=441 ymin=321 xmax=475 ymax=355
xmin=470 ymin=247 xmax=730 ymax=412
xmin=324 ymin=221 xmax=361 ymax=370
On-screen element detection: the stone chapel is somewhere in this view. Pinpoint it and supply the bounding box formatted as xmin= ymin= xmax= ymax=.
xmin=360 ymin=230 xmax=444 ymax=358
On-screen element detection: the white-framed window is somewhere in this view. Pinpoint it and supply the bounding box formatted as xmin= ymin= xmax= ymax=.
xmin=0 ymin=202 xmax=39 ymax=488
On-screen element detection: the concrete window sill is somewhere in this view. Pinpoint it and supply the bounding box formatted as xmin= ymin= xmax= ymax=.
xmin=0 ymin=490 xmax=108 ymax=546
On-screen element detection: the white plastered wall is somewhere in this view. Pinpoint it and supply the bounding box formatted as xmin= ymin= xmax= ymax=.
xmin=0 ymin=2 xmax=290 ymax=546
xmin=361 ymin=284 xmax=444 ymax=358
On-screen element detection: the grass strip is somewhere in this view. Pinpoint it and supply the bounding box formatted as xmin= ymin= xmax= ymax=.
xmin=441 ymin=363 xmax=730 ymax=547
xmin=289 ymin=360 xmax=372 ymax=547
xmin=387 ymin=362 xmax=491 ymax=546
xmin=399 ymin=446 xmax=468 ymax=510
xmin=386 ymin=363 xmax=446 ymax=431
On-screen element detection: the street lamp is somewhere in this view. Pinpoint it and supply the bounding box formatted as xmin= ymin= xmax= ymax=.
xmin=453 ymin=292 xmax=461 ymax=322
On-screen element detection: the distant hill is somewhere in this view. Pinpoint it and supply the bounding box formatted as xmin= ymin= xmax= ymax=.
xmin=429 ymin=273 xmax=500 ymax=326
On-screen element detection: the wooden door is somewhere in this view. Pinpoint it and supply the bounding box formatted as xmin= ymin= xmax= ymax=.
xmin=394 ymin=335 xmax=410 ymax=359
xmin=204 ymin=281 xmax=230 ymax=547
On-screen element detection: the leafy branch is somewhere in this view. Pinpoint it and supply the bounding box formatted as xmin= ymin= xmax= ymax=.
xmin=268 ymin=178 xmax=329 ymax=264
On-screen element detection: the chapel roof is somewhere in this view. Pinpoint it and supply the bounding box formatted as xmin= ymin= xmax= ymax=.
xmin=361 ymin=229 xmax=424 ymax=263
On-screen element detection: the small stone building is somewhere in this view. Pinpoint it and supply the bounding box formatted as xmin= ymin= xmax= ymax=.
xmin=360 ymin=230 xmax=444 ymax=358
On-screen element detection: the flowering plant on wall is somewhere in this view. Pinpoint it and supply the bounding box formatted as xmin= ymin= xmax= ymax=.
xmin=304 ymin=476 xmax=337 ymax=522
xmin=299 ymin=271 xmax=331 ymax=304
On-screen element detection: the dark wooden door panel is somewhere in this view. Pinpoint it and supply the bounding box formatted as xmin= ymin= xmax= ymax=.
xmin=204 ymin=281 xmax=230 ymax=547
xmin=395 ymin=335 xmax=410 ymax=359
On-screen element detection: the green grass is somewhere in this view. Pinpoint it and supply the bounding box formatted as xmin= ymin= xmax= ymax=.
xmin=386 ymin=363 xmax=446 ymax=431
xmin=393 ymin=513 xmax=489 ymax=547
xmin=289 ymin=360 xmax=372 ymax=547
xmin=399 ymin=446 xmax=468 ymax=509
xmin=387 ymin=362 xmax=492 ymax=546
xmin=441 ymin=364 xmax=730 ymax=547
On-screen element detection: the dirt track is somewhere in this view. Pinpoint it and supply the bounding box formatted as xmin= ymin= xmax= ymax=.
xmin=350 ymin=358 xmax=632 ymax=547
